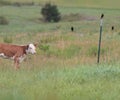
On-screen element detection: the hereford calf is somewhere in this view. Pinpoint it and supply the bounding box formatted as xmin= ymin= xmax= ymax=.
xmin=0 ymin=43 xmax=36 ymax=69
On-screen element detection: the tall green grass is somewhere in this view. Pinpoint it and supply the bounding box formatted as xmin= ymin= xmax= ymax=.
xmin=0 ymin=63 xmax=120 ymax=100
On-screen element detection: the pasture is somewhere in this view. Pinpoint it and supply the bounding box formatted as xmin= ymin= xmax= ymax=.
xmin=0 ymin=1 xmax=120 ymax=100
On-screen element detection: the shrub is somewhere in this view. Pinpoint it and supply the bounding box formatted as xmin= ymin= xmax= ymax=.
xmin=118 ymin=32 xmax=120 ymax=35
xmin=12 ymin=2 xmax=34 ymax=7
xmin=39 ymin=44 xmax=49 ymax=52
xmin=13 ymin=2 xmax=21 ymax=7
xmin=0 ymin=16 xmax=9 ymax=25
xmin=87 ymin=46 xmax=97 ymax=56
xmin=41 ymin=3 xmax=61 ymax=22
xmin=0 ymin=0 xmax=11 ymax=6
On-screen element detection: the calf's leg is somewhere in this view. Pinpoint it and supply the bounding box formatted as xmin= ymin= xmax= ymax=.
xmin=14 ymin=57 xmax=20 ymax=70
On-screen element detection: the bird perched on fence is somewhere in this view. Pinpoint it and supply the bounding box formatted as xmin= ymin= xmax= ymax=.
xmin=111 ymin=26 xmax=114 ymax=31
xmin=71 ymin=26 xmax=74 ymax=32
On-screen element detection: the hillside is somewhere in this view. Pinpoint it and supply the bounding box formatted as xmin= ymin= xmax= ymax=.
xmin=2 ymin=0 xmax=120 ymax=9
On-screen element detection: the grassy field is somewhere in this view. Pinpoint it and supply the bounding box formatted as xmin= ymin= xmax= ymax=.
xmin=0 ymin=2 xmax=120 ymax=100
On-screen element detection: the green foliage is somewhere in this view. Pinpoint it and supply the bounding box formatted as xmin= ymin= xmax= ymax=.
xmin=60 ymin=45 xmax=81 ymax=58
xmin=41 ymin=3 xmax=61 ymax=22
xmin=87 ymin=46 xmax=106 ymax=57
xmin=39 ymin=44 xmax=50 ymax=52
xmin=87 ymin=46 xmax=97 ymax=56
xmin=0 ymin=16 xmax=9 ymax=25
xmin=118 ymin=32 xmax=120 ymax=35
xmin=40 ymin=36 xmax=58 ymax=43
xmin=0 ymin=0 xmax=11 ymax=6
xmin=3 ymin=36 xmax=13 ymax=43
xmin=12 ymin=2 xmax=35 ymax=7
xmin=45 ymin=45 xmax=81 ymax=58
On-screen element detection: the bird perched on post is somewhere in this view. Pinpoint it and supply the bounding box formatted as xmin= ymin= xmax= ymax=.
xmin=101 ymin=14 xmax=104 ymax=19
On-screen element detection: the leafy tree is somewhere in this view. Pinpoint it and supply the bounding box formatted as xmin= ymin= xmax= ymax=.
xmin=41 ymin=3 xmax=61 ymax=22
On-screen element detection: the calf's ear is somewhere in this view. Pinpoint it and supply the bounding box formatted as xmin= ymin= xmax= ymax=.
xmin=26 ymin=45 xmax=29 ymax=49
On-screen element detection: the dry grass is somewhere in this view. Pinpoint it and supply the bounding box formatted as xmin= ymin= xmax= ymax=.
xmin=0 ymin=31 xmax=119 ymax=67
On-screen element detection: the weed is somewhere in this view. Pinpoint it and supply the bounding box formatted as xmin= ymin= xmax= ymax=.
xmin=87 ymin=46 xmax=107 ymax=57
xmin=3 ymin=36 xmax=13 ymax=43
xmin=0 ymin=16 xmax=9 ymax=25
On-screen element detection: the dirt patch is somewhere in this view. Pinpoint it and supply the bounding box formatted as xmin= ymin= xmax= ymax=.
xmin=61 ymin=13 xmax=97 ymax=22
xmin=32 ymin=14 xmax=97 ymax=23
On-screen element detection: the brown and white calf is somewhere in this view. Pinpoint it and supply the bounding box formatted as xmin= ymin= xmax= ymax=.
xmin=0 ymin=43 xmax=36 ymax=69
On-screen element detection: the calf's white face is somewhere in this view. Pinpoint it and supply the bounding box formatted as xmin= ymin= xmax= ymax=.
xmin=27 ymin=43 xmax=36 ymax=54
